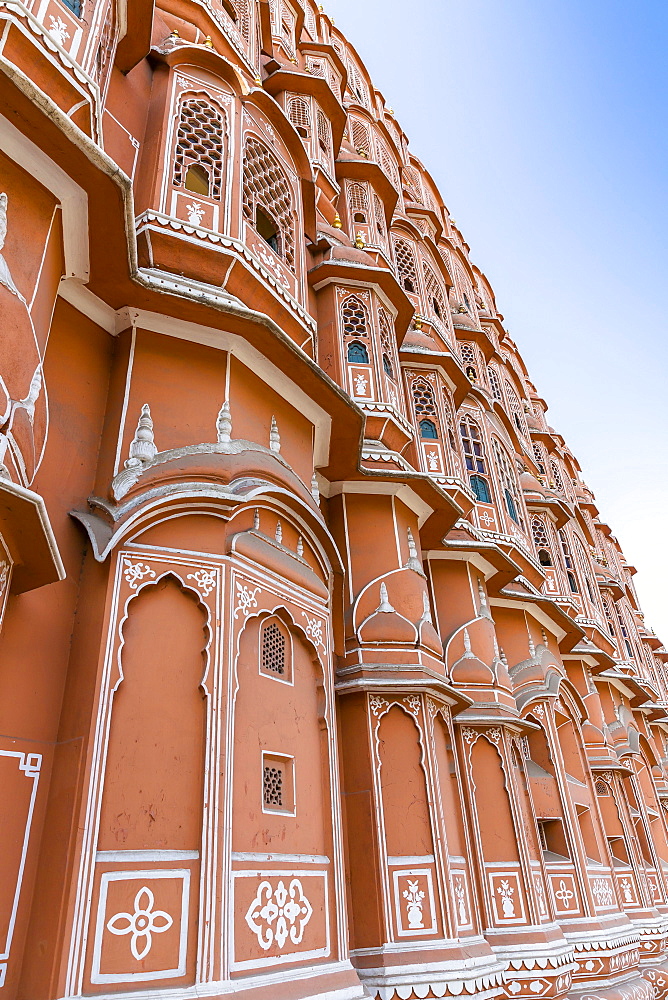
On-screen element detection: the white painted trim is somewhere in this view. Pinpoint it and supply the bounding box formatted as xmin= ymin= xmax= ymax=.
xmin=58 ymin=278 xmax=116 ymax=333
xmin=0 ymin=112 xmax=89 ymax=280
xmin=387 ymin=855 xmax=435 ymax=866
xmin=90 ymin=868 xmax=190 ymax=984
xmin=0 ymin=750 xmax=41 ymax=984
xmin=231 ymin=852 xmax=330 ymax=864
xmin=95 ymin=850 xmax=199 ymax=862
xmin=329 ymin=481 xmax=433 ymax=526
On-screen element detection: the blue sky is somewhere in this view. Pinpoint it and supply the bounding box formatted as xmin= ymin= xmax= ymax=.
xmin=326 ymin=0 xmax=668 ymax=640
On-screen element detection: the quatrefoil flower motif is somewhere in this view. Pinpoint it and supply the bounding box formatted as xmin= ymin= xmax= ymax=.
xmin=107 ymin=886 xmax=172 ymax=961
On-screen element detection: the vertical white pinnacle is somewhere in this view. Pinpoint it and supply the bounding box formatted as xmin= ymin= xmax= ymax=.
xmin=217 ymin=400 xmax=232 ymax=444
xmin=129 ymin=404 xmax=157 ymax=463
xmin=270 ymin=416 xmax=281 ymax=453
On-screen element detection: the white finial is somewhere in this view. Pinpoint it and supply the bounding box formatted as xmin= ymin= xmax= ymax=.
xmin=493 ymin=633 xmax=500 ymax=660
xmin=462 ymin=628 xmax=475 ymax=658
xmin=500 ymin=647 xmax=508 ymax=667
xmin=405 ymin=527 xmax=425 ymax=575
xmin=541 ymin=628 xmax=548 ymax=646
xmin=420 ymin=590 xmax=433 ymax=625
xmin=270 ymin=416 xmax=281 ymax=453
xmin=217 ymin=400 xmax=232 ymax=444
xmin=129 ymin=404 xmax=157 ymax=463
xmin=378 ymin=582 xmax=395 ymax=613
xmin=528 ymin=634 xmax=536 ymax=657
xmin=311 ymin=472 xmax=320 ymax=506
xmin=253 ymin=508 xmax=260 ymax=530
xmin=21 ymin=365 xmax=43 ymax=423
xmin=275 ymin=520 xmax=283 ymax=544
xmin=297 ymin=535 xmax=304 ymax=558
xmin=478 ymin=579 xmax=492 ymax=619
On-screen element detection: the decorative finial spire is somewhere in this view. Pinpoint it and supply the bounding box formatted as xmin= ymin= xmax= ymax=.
xmin=275 ymin=520 xmax=283 ymax=544
xmin=216 ymin=400 xmax=232 ymax=444
xmin=405 ymin=528 xmax=425 ymax=575
xmin=477 ymin=579 xmax=492 ymax=619
xmin=203 ymin=35 xmax=213 ymax=47
xmin=378 ymin=582 xmax=395 ymax=613
xmin=413 ymin=314 xmax=423 ymax=331
xmin=462 ymin=628 xmax=475 ymax=658
xmin=528 ymin=634 xmax=536 ymax=657
xmin=269 ymin=416 xmax=281 ymax=453
xmin=311 ymin=472 xmax=320 ymax=505
xmin=541 ymin=628 xmax=548 ymax=646
xmin=297 ymin=535 xmax=304 ymax=558
xmin=129 ymin=404 xmax=157 ymax=463
xmin=333 ymin=212 xmax=342 ymax=229
xmin=253 ymin=508 xmax=260 ymax=530
xmin=500 ymin=647 xmax=508 ymax=667
xmin=420 ymin=590 xmax=433 ymax=625
xmin=354 ymin=232 xmax=365 ymax=249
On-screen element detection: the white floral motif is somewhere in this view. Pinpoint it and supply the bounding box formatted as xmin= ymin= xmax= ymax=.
xmin=302 ymin=613 xmax=325 ymax=649
xmin=478 ymin=509 xmax=495 ymax=527
xmin=186 ymin=201 xmax=206 ymax=226
xmin=353 ymin=373 xmax=369 ymax=396
xmin=554 ymin=879 xmax=574 ymax=908
xmin=106 ymin=886 xmax=172 ymax=961
xmin=48 ymin=15 xmax=70 ymax=45
xmin=591 ymin=877 xmax=614 ymax=908
xmin=461 ymin=727 xmax=478 ymax=744
xmin=234 ymin=581 xmax=260 ymax=619
xmin=245 ymin=878 xmax=312 ymax=951
xmin=497 ymin=879 xmax=516 ymax=918
xmin=486 ymin=727 xmax=502 ymax=743
xmin=620 ymin=878 xmax=634 ymax=903
xmin=123 ymin=559 xmax=156 ymax=589
xmin=369 ymin=695 xmax=389 ymax=717
xmin=187 ymin=568 xmax=217 ymax=597
xmin=403 ymin=695 xmax=421 ymax=717
xmin=252 ymin=243 xmax=290 ymax=288
xmin=0 ymin=559 xmax=9 ymax=596
xmin=427 ymin=450 xmax=439 ymax=471
xmin=402 ymin=879 xmax=425 ymax=929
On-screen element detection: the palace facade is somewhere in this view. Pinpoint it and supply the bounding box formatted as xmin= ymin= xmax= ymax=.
xmin=1 ymin=2 xmax=667 ymax=999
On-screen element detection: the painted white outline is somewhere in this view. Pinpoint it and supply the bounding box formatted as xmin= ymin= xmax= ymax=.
xmin=0 ymin=750 xmax=42 ymax=984
xmin=91 ymin=868 xmax=190 ymax=984
xmin=391 ymin=867 xmax=437 ymax=938
xmin=230 ymin=869 xmax=329 ymax=971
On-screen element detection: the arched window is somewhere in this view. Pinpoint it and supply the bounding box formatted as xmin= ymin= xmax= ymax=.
xmin=259 ymin=618 xmax=292 ymax=681
xmin=242 ymin=136 xmax=295 ymax=269
xmin=420 ymin=419 xmax=438 ymax=439
xmin=316 ymin=109 xmax=331 ymax=158
xmin=493 ymin=440 xmax=523 ymax=527
xmin=393 ymin=238 xmax=418 ymax=294
xmin=531 ymin=516 xmax=553 ymax=566
xmin=348 ymin=181 xmax=368 ymax=224
xmin=567 ymin=571 xmax=579 ymax=594
xmin=532 ymin=442 xmax=546 ymax=477
xmin=470 ymin=474 xmax=491 ymax=503
xmin=487 ymin=365 xmax=502 ymax=401
xmin=62 ymin=0 xmax=81 ymax=16
xmin=378 ymin=308 xmax=396 ymax=379
xmin=422 ymin=260 xmax=447 ymax=324
xmin=413 ymin=379 xmax=437 ymax=416
xmin=350 ymin=117 xmax=371 ymax=157
xmin=558 ymin=529 xmax=573 ymax=569
xmin=341 ymin=295 xmax=369 ymax=339
xmin=550 ymin=459 xmax=565 ymax=493
xmin=402 ymin=165 xmax=423 ymax=204
xmin=459 ymin=343 xmax=479 ymax=384
xmin=288 ymin=96 xmax=311 ymax=139
xmin=459 ymin=416 xmax=486 ymax=474
xmin=173 ymin=98 xmax=225 ymax=199
xmin=230 ymin=0 xmax=252 ymax=42
xmin=347 ymin=341 xmax=369 ymax=363
xmin=602 ymin=594 xmax=616 ymax=637
xmin=504 ymin=381 xmax=525 ymax=436
xmin=373 ymin=193 xmax=387 ymax=244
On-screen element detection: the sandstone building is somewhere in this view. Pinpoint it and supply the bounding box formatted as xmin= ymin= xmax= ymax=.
xmin=1 ymin=1 xmax=667 ymax=999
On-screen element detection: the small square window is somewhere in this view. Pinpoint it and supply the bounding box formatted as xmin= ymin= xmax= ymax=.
xmin=262 ymin=753 xmax=295 ymax=815
xmin=259 ymin=619 xmax=292 ymax=684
